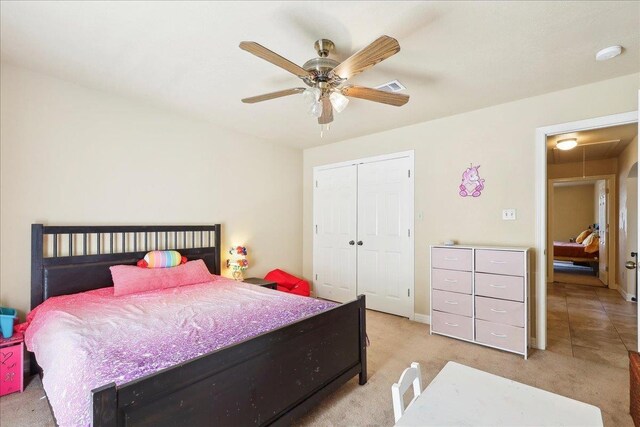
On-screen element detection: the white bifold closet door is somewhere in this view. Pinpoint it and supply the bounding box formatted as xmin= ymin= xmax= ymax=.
xmin=314 ymin=165 xmax=358 ymax=303
xmin=313 ymin=155 xmax=413 ymax=318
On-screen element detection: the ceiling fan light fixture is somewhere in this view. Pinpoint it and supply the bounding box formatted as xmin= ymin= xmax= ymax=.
xmin=302 ymin=88 xmax=321 ymax=104
xmin=556 ymin=138 xmax=578 ymax=151
xmin=329 ymin=91 xmax=349 ymax=113
xmin=309 ymin=100 xmax=323 ymax=118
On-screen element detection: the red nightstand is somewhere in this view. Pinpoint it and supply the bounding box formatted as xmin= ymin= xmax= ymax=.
xmin=0 ymin=332 xmax=24 ymax=397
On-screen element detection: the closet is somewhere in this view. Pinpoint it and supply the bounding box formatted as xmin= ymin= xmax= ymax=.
xmin=313 ymin=151 xmax=414 ymax=318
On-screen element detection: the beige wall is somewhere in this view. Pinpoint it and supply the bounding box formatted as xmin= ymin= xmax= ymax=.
xmin=552 ymin=184 xmax=595 ymax=242
xmin=617 ymin=135 xmax=639 ymax=296
xmin=0 ymin=63 xmax=304 ymax=316
xmin=303 ymin=73 xmax=639 ymax=317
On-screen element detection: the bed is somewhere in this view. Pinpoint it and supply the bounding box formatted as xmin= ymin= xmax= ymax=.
xmin=553 ymin=241 xmax=599 ymax=262
xmin=29 ymin=224 xmax=367 ymax=426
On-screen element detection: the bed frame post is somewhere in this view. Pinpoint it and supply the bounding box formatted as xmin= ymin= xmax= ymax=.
xmin=93 ymin=382 xmax=118 ymax=427
xmin=31 ymin=224 xmax=44 ymax=310
xmin=215 ymin=224 xmax=222 ymax=274
xmin=358 ymin=294 xmax=367 ymax=385
xmin=29 ymin=224 xmax=44 ymax=376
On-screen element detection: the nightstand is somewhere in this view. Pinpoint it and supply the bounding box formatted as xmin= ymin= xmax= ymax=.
xmin=244 ymin=278 xmax=278 ymax=290
xmin=0 ymin=332 xmax=24 ymax=397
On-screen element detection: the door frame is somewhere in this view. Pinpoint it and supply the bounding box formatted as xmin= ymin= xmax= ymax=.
xmin=312 ymin=150 xmax=415 ymax=320
xmin=535 ymin=110 xmax=638 ymax=350
xmin=547 ymin=174 xmax=616 ymax=286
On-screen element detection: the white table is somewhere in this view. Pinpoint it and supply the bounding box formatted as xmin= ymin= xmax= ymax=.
xmin=395 ymin=361 xmax=603 ymax=426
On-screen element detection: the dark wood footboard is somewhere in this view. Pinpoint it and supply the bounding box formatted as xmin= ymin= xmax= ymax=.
xmin=92 ymin=295 xmax=367 ymax=427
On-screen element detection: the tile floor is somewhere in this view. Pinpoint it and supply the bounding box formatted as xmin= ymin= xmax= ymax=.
xmin=547 ymin=281 xmax=637 ymax=369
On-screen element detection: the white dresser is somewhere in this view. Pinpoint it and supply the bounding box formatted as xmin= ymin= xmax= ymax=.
xmin=430 ymin=245 xmax=530 ymax=358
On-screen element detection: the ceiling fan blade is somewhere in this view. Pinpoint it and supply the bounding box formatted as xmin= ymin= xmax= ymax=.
xmin=342 ymin=85 xmax=409 ymax=106
xmin=331 ymin=35 xmax=400 ymax=80
xmin=241 ymin=88 xmax=306 ymax=104
xmin=318 ymin=96 xmax=333 ymax=124
xmin=239 ymin=42 xmax=310 ymax=78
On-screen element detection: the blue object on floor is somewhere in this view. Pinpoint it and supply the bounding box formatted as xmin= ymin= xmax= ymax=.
xmin=0 ymin=307 xmax=17 ymax=339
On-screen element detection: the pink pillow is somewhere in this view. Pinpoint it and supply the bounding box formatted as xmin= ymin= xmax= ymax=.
xmin=110 ymin=259 xmax=213 ymax=296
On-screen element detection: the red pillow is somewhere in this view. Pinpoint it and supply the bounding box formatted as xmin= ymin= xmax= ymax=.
xmin=264 ymin=269 xmax=311 ymax=296
xmin=110 ymin=259 xmax=213 ymax=296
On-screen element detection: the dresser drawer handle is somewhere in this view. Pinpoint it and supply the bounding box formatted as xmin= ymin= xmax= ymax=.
xmin=490 ymin=308 xmax=507 ymax=313
xmin=489 ymin=284 xmax=506 ymax=288
xmin=444 ymin=300 xmax=459 ymax=305
xmin=490 ymin=332 xmax=507 ymax=338
xmin=444 ymin=257 xmax=458 ymax=261
xmin=489 ymin=260 xmax=507 ymax=264
xmin=444 ymin=322 xmax=459 ymax=327
xmin=444 ymin=278 xmax=458 ymax=283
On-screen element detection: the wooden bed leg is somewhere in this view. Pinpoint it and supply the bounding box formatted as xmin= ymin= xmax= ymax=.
xmin=357 ymin=294 xmax=368 ymax=385
xmin=92 ymin=382 xmax=118 ymax=427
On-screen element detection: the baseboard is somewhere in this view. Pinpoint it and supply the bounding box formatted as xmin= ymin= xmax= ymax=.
xmin=618 ymin=285 xmax=636 ymax=302
xmin=413 ymin=313 xmax=431 ymax=324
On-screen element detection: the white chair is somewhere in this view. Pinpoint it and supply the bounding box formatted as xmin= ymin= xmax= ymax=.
xmin=391 ymin=362 xmax=423 ymax=422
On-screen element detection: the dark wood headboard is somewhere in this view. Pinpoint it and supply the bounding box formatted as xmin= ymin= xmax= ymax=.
xmin=31 ymin=224 xmax=221 ymax=310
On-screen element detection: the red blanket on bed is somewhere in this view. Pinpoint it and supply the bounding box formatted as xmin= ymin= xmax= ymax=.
xmin=553 ymin=241 xmax=598 ymax=259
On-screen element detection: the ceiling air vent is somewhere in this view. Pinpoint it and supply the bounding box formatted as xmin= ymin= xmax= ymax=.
xmin=375 ymin=80 xmax=406 ymax=93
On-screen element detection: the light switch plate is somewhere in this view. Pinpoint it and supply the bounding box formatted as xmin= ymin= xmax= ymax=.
xmin=502 ymin=209 xmax=517 ymax=220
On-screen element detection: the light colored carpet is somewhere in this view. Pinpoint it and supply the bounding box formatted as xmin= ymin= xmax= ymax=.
xmin=0 ymin=310 xmax=634 ymax=426
xmin=554 ymin=271 xmax=606 ymax=287
xmin=553 ymin=261 xmax=605 ymax=287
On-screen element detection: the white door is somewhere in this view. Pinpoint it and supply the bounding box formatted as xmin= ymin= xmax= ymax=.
xmin=313 ymin=166 xmax=358 ymax=303
xmin=357 ymin=157 xmax=413 ymax=317
xmin=597 ymin=180 xmax=609 ymax=285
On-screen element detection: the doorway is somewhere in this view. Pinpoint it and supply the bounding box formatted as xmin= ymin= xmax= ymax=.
xmin=541 ymin=119 xmax=638 ymax=366
xmin=547 ymin=176 xmax=614 ymax=289
xmin=312 ymin=151 xmax=415 ymax=319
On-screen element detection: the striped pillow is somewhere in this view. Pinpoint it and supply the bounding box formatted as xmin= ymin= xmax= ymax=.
xmin=140 ymin=250 xmax=184 ymax=268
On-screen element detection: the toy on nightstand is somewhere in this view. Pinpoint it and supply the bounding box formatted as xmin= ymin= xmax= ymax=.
xmin=0 ymin=332 xmax=24 ymax=397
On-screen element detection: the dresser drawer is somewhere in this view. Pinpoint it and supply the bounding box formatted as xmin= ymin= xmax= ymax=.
xmin=432 ymin=289 xmax=472 ymax=317
xmin=475 ymin=250 xmax=524 ymax=276
xmin=431 ymin=248 xmax=472 ymax=271
xmin=432 ymin=311 xmax=473 ymax=341
xmin=432 ymin=269 xmax=472 ymax=294
xmin=475 ymin=296 xmax=525 ymax=327
xmin=475 ymin=273 xmax=524 ymax=302
xmin=475 ymin=319 xmax=525 ymax=354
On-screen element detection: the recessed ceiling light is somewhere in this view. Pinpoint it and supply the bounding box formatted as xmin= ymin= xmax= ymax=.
xmin=595 ymin=46 xmax=623 ymax=61
xmin=556 ymin=138 xmax=578 ymax=151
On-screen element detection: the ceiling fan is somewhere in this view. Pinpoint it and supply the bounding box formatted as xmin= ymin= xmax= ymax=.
xmin=239 ymin=36 xmax=410 ymax=127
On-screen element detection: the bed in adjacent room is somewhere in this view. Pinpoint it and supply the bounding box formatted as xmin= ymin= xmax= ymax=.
xmin=27 ymin=224 xmax=367 ymax=427
xmin=553 ymin=241 xmax=599 ymax=262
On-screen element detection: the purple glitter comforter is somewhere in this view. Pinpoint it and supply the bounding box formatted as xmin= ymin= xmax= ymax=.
xmin=24 ymin=276 xmax=336 ymax=426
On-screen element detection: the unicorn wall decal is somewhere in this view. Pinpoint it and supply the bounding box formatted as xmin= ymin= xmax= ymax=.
xmin=459 ymin=164 xmax=485 ymax=197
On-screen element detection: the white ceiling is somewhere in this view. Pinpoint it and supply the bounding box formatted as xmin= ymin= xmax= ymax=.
xmin=547 ymin=123 xmax=638 ymax=164
xmin=1 ymin=1 xmax=639 ymax=149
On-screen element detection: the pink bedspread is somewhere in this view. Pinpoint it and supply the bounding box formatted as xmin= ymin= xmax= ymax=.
xmin=25 ymin=276 xmax=336 ymax=427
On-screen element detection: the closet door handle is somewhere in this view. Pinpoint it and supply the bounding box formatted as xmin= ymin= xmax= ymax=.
xmin=349 ymin=240 xmax=355 ymax=246
xmin=357 ymin=241 xmax=363 ymax=246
